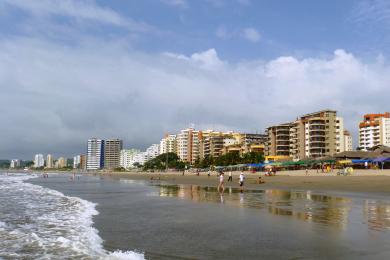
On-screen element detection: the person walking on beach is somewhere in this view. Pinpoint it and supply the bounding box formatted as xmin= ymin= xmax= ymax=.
xmin=239 ymin=171 xmax=245 ymax=192
xmin=228 ymin=171 xmax=233 ymax=182
xmin=218 ymin=171 xmax=225 ymax=193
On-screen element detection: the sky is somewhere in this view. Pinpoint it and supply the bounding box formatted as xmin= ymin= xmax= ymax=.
xmin=1 ymin=0 xmax=390 ymax=159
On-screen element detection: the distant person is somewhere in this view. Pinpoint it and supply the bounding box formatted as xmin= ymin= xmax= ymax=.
xmin=218 ymin=172 xmax=225 ymax=193
xmin=207 ymin=170 xmax=211 ymax=177
xmin=228 ymin=171 xmax=233 ymax=182
xmin=239 ymin=171 xmax=245 ymax=192
xmin=257 ymin=176 xmax=265 ymax=184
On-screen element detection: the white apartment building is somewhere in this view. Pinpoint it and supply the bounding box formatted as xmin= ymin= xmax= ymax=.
xmin=73 ymin=155 xmax=81 ymax=169
xmin=34 ymin=154 xmax=44 ymax=168
xmin=120 ymin=149 xmax=141 ymax=169
xmin=146 ymin=144 xmax=160 ymax=160
xmin=10 ymin=159 xmax=20 ymax=168
xmin=176 ymin=128 xmax=200 ymax=163
xmin=87 ymin=138 xmax=104 ymax=170
xmin=131 ymin=152 xmax=148 ymax=166
xmin=359 ymin=113 xmax=390 ymax=150
xmin=343 ymin=130 xmax=353 ymax=151
xmin=46 ymin=154 xmax=53 ymax=168
xmin=159 ymin=134 xmax=177 ymax=154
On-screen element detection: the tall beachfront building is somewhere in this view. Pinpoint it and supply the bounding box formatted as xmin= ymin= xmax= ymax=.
xmin=120 ymin=149 xmax=141 ymax=169
xmin=343 ymin=130 xmax=353 ymax=151
xmin=359 ymin=113 xmax=390 ymax=150
xmin=104 ymin=139 xmax=123 ymax=169
xmin=159 ymin=134 xmax=177 ymax=154
xmin=176 ymin=128 xmax=202 ymax=164
xmin=56 ymin=157 xmax=66 ymax=168
xmin=34 ymin=154 xmax=44 ymax=168
xmin=10 ymin=159 xmax=21 ymax=168
xmin=265 ymin=110 xmax=351 ymax=160
xmin=87 ymin=138 xmax=104 ymax=170
xmin=46 ymin=154 xmax=53 ymax=168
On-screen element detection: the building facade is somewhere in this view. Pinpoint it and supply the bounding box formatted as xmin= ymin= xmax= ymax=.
xmin=104 ymin=139 xmax=123 ymax=169
xmin=46 ymin=154 xmax=53 ymax=168
xmin=359 ymin=113 xmax=390 ymax=150
xmin=266 ymin=110 xmax=350 ymax=160
xmin=120 ymin=149 xmax=141 ymax=169
xmin=34 ymin=154 xmax=44 ymax=168
xmin=87 ymin=138 xmax=104 ymax=170
xmin=73 ymin=155 xmax=81 ymax=169
xmin=10 ymin=159 xmax=21 ymax=168
xmin=159 ymin=134 xmax=177 ymax=154
xmin=343 ymin=130 xmax=353 ymax=151
xmin=56 ymin=157 xmax=66 ymax=168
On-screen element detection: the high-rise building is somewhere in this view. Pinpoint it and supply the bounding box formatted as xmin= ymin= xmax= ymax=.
xmin=266 ymin=110 xmax=349 ymax=159
xmin=46 ymin=154 xmax=53 ymax=168
xmin=159 ymin=134 xmax=177 ymax=154
xmin=120 ymin=149 xmax=140 ymax=169
xmin=104 ymin=139 xmax=123 ymax=169
xmin=358 ymin=113 xmax=390 ymax=150
xmin=176 ymin=128 xmax=195 ymax=163
xmin=10 ymin=159 xmax=21 ymax=168
xmin=56 ymin=157 xmax=66 ymax=168
xmin=87 ymin=138 xmax=104 ymax=170
xmin=80 ymin=154 xmax=86 ymax=170
xmin=343 ymin=130 xmax=353 ymax=151
xmin=34 ymin=154 xmax=44 ymax=168
xmin=146 ymin=144 xmax=160 ymax=161
xmin=73 ymin=155 xmax=81 ymax=169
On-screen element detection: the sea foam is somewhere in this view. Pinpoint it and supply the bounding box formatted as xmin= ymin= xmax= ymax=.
xmin=0 ymin=173 xmax=144 ymax=259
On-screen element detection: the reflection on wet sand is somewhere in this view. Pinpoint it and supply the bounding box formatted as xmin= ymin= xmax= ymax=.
xmin=156 ymin=184 xmax=390 ymax=231
xmin=364 ymin=200 xmax=390 ymax=231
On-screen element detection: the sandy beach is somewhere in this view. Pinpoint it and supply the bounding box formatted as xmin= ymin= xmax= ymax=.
xmin=97 ymin=169 xmax=390 ymax=195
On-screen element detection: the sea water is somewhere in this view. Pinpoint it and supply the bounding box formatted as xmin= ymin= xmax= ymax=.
xmin=0 ymin=173 xmax=144 ymax=259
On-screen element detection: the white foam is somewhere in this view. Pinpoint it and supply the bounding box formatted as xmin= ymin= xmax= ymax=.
xmin=107 ymin=250 xmax=145 ymax=260
xmin=0 ymin=174 xmax=145 ymax=260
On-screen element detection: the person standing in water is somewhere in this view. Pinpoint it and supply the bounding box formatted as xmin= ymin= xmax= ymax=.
xmin=239 ymin=171 xmax=245 ymax=192
xmin=228 ymin=171 xmax=233 ymax=182
xmin=218 ymin=171 xmax=225 ymax=193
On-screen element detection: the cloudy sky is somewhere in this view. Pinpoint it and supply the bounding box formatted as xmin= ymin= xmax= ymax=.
xmin=1 ymin=0 xmax=390 ymax=159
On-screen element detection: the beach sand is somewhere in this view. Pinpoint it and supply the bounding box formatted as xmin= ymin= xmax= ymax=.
xmin=103 ymin=169 xmax=390 ymax=195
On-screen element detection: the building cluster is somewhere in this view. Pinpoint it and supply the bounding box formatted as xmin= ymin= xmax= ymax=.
xmin=265 ymin=110 xmax=353 ymax=160
xmin=22 ymin=110 xmax=390 ymax=170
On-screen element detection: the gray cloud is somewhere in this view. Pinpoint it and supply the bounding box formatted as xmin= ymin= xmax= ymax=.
xmin=1 ymin=35 xmax=390 ymax=159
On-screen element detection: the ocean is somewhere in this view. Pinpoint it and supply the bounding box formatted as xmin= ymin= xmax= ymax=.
xmin=0 ymin=173 xmax=144 ymax=259
xmin=1 ymin=172 xmax=390 ymax=259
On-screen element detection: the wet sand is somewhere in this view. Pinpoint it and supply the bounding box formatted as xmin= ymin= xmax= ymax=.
xmin=104 ymin=169 xmax=390 ymax=195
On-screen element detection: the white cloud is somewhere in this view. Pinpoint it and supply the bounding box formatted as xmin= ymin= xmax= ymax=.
xmin=0 ymin=36 xmax=389 ymax=158
xmin=2 ymin=0 xmax=152 ymax=32
xmin=242 ymin=27 xmax=261 ymax=42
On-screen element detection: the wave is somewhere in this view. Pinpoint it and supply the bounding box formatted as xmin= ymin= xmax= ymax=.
xmin=0 ymin=173 xmax=144 ymax=260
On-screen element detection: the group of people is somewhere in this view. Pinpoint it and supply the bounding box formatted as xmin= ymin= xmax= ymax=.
xmin=217 ymin=171 xmax=246 ymax=193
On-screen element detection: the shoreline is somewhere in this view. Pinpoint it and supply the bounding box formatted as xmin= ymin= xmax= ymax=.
xmin=102 ymin=169 xmax=390 ymax=195
xmin=7 ymin=168 xmax=390 ymax=195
